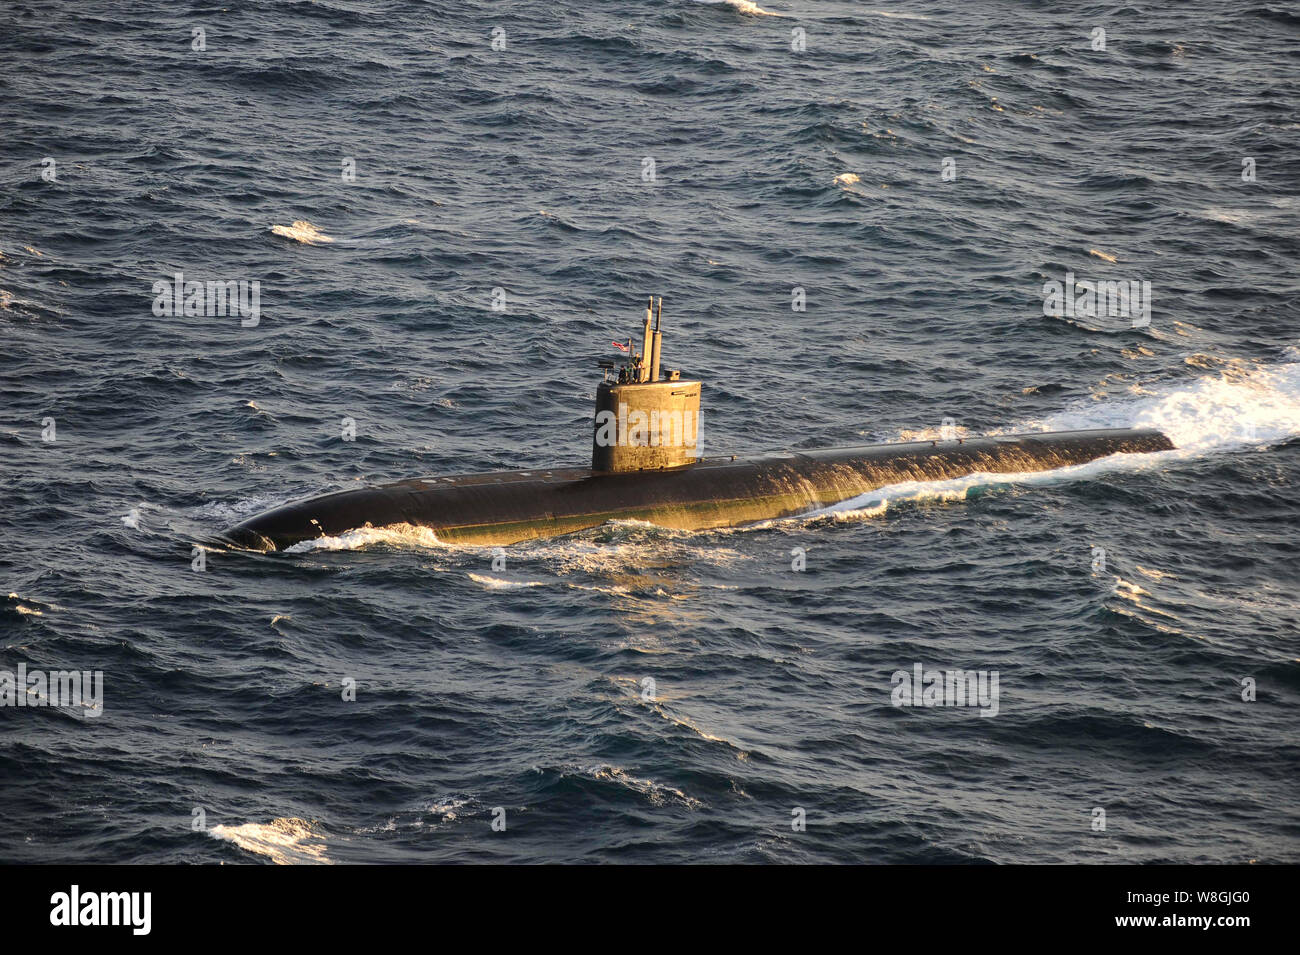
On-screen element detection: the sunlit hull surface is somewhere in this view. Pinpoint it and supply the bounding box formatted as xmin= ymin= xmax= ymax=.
xmin=222 ymin=428 xmax=1173 ymax=551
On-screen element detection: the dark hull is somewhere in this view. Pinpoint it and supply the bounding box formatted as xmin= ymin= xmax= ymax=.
xmin=222 ymin=428 xmax=1173 ymax=551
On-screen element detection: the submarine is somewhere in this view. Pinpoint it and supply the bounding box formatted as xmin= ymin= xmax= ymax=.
xmin=223 ymin=297 xmax=1174 ymax=551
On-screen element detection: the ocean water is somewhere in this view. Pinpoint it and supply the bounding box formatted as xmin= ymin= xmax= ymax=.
xmin=2 ymin=0 xmax=1298 ymax=864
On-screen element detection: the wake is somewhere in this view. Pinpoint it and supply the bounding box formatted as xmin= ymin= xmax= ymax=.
xmin=812 ymin=350 xmax=1300 ymax=522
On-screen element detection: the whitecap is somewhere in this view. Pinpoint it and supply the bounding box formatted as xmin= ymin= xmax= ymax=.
xmin=270 ymin=220 xmax=334 ymax=244
xmin=208 ymin=817 xmax=331 ymax=865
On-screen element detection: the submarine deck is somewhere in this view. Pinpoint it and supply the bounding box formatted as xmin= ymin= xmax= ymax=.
xmin=223 ymin=428 xmax=1175 ymax=550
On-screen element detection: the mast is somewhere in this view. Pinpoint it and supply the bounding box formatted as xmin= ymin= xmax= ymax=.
xmin=640 ymin=295 xmax=654 ymax=382
xmin=649 ymin=297 xmax=662 ymax=383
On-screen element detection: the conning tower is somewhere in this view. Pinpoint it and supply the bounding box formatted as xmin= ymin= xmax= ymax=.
xmin=592 ymin=296 xmax=701 ymax=472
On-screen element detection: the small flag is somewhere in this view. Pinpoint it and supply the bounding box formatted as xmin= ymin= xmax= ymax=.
xmin=612 ymin=341 xmax=629 ymax=351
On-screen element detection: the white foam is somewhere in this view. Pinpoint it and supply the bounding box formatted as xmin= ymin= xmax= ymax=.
xmin=867 ymin=8 xmax=932 ymax=20
xmin=208 ymin=817 xmax=330 ymax=865
xmin=797 ymin=455 xmax=1161 ymax=524
xmin=283 ymin=522 xmax=450 ymax=553
xmin=270 ymin=220 xmax=334 ymax=245
xmin=467 ymin=573 xmax=546 ymax=589
xmin=548 ymin=763 xmax=703 ymax=809
xmin=809 ymin=351 xmax=1300 ymax=525
xmin=428 ymin=797 xmax=470 ymax=822
xmin=690 ymin=0 xmax=781 ymax=17
xmin=1034 ymin=350 xmax=1300 ymax=453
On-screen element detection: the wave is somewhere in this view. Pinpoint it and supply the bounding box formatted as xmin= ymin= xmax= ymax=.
xmin=1035 ymin=349 xmax=1300 ymax=453
xmin=282 ymin=522 xmax=450 ymax=553
xmin=688 ymin=0 xmax=781 ymax=17
xmin=467 ymin=572 xmax=547 ymax=590
xmin=208 ymin=817 xmax=331 ymax=865
xmin=867 ymin=8 xmax=932 ymax=20
xmin=541 ymin=763 xmax=704 ymax=809
xmin=270 ymin=220 xmax=334 ymax=245
xmin=6 ymin=592 xmax=47 ymax=617
xmin=358 ymin=796 xmax=474 ymax=834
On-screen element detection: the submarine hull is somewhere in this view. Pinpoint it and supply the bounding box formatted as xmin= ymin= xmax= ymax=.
xmin=222 ymin=427 xmax=1174 ymax=551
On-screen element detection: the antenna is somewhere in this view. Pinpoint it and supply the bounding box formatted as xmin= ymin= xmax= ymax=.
xmin=649 ymin=297 xmax=663 ymax=383
xmin=640 ymin=296 xmax=654 ymax=382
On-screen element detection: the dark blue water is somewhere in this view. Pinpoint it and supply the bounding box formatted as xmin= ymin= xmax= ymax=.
xmin=2 ymin=0 xmax=1298 ymax=863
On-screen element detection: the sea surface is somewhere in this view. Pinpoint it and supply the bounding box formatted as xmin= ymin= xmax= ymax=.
xmin=2 ymin=0 xmax=1298 ymax=864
